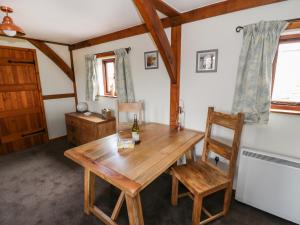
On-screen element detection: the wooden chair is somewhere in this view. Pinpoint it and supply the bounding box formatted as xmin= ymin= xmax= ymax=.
xmin=107 ymin=101 xmax=144 ymax=222
xmin=171 ymin=107 xmax=244 ymax=225
xmin=116 ymin=101 xmax=145 ymax=133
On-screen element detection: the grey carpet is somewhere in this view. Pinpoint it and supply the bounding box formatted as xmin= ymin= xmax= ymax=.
xmin=0 ymin=139 xmax=295 ymax=225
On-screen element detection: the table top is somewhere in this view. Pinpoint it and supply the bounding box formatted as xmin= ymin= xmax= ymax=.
xmin=64 ymin=123 xmax=204 ymax=196
xmin=65 ymin=112 xmax=115 ymax=124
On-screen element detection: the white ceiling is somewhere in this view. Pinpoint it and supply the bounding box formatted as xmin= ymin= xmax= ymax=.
xmin=0 ymin=0 xmax=225 ymax=44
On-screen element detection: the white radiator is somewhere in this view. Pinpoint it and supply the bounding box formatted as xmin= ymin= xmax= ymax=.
xmin=236 ymin=148 xmax=300 ymax=224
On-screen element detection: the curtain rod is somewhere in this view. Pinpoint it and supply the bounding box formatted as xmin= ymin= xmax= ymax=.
xmin=235 ymin=18 xmax=300 ymax=33
xmin=95 ymin=47 xmax=131 ymax=57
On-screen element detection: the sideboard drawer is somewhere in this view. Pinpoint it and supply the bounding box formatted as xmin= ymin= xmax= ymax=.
xmin=65 ymin=112 xmax=116 ymax=145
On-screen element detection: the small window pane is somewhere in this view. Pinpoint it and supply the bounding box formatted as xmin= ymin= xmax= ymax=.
xmin=105 ymin=62 xmax=115 ymax=94
xmin=101 ymin=58 xmax=116 ymax=97
xmin=272 ymin=41 xmax=300 ymax=102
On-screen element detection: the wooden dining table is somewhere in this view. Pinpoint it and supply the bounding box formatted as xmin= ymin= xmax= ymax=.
xmin=64 ymin=123 xmax=204 ymax=225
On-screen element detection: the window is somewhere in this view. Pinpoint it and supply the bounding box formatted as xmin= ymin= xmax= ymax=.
xmin=97 ymin=55 xmax=117 ymax=97
xmin=271 ymin=35 xmax=300 ymax=114
xmin=102 ymin=58 xmax=116 ymax=97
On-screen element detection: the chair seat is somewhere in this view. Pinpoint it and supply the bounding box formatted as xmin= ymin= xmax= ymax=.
xmin=172 ymin=161 xmax=230 ymax=196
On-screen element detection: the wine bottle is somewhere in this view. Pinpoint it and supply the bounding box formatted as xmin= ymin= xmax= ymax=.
xmin=132 ymin=114 xmax=140 ymax=144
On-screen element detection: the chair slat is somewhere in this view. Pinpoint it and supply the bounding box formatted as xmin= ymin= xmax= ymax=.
xmin=116 ymin=101 xmax=145 ymax=132
xmin=118 ymin=102 xmax=144 ymax=113
xmin=207 ymin=138 xmax=232 ymax=160
xmin=210 ymin=111 xmax=239 ymax=130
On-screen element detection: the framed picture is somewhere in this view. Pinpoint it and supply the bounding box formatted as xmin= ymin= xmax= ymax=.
xmin=196 ymin=49 xmax=218 ymax=73
xmin=144 ymin=51 xmax=159 ymax=69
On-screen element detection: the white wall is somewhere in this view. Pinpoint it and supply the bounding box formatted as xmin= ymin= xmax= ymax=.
xmin=1 ymin=2 xmax=297 ymax=158
xmin=72 ymin=1 xmax=300 ymax=159
xmin=0 ymin=37 xmax=76 ymax=139
xmin=181 ymin=0 xmax=300 ymax=159
xmin=73 ymin=31 xmax=171 ymax=125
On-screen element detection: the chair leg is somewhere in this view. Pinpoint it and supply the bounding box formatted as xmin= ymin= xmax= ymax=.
xmin=192 ymin=195 xmax=203 ymax=225
xmin=171 ymin=173 xmax=179 ymax=206
xmin=223 ymin=186 xmax=232 ymax=215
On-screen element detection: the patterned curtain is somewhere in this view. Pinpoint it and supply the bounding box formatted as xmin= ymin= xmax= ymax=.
xmin=232 ymin=21 xmax=288 ymax=124
xmin=85 ymin=55 xmax=99 ymax=101
xmin=114 ymin=48 xmax=135 ymax=103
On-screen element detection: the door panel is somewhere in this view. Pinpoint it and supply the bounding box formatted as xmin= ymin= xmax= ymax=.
xmin=0 ymin=113 xmax=44 ymax=136
xmin=0 ymin=91 xmax=41 ymax=111
xmin=0 ymin=47 xmax=34 ymax=60
xmin=0 ymin=65 xmax=37 ymax=85
xmin=0 ymin=46 xmax=48 ymax=155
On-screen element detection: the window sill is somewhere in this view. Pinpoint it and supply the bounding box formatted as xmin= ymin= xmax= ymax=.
xmin=97 ymin=95 xmax=117 ymax=99
xmin=270 ymin=109 xmax=300 ymax=115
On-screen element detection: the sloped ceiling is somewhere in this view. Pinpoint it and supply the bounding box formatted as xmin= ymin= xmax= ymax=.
xmin=0 ymin=0 xmax=225 ymax=44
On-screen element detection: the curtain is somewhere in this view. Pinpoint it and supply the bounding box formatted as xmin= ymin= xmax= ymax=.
xmin=114 ymin=48 xmax=135 ymax=103
xmin=85 ymin=55 xmax=99 ymax=101
xmin=232 ymin=21 xmax=288 ymax=124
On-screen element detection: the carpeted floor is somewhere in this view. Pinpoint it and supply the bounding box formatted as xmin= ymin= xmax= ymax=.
xmin=0 ymin=138 xmax=296 ymax=225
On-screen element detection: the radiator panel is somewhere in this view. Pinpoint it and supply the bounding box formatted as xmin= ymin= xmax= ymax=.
xmin=236 ymin=148 xmax=300 ymax=224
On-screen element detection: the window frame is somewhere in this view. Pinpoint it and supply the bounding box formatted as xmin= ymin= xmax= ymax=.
xmin=101 ymin=57 xmax=117 ymax=98
xmin=271 ymin=34 xmax=300 ymax=115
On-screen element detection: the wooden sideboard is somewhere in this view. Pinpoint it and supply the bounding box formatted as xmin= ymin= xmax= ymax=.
xmin=65 ymin=112 xmax=116 ymax=145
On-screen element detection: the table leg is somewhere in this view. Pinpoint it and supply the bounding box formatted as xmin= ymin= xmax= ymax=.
xmin=111 ymin=191 xmax=125 ymax=221
xmin=84 ymin=168 xmax=95 ymax=215
xmin=125 ymin=193 xmax=144 ymax=225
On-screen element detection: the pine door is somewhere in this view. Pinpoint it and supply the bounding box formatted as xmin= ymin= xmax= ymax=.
xmin=0 ymin=45 xmax=48 ymax=155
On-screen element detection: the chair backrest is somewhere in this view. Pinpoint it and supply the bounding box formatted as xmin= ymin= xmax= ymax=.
xmin=116 ymin=101 xmax=144 ymax=132
xmin=201 ymin=107 xmax=244 ymax=179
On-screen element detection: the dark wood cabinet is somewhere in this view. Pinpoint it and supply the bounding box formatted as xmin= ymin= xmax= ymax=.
xmin=65 ymin=112 xmax=116 ymax=145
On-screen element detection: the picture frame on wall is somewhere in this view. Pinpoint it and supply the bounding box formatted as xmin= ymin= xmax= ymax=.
xmin=196 ymin=49 xmax=218 ymax=73
xmin=144 ymin=51 xmax=159 ymax=69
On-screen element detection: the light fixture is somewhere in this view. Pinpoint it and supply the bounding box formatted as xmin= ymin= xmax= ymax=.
xmin=0 ymin=6 xmax=25 ymax=37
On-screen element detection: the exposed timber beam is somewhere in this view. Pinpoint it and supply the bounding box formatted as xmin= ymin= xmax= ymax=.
xmin=70 ymin=21 xmax=172 ymax=50
xmin=170 ymin=0 xmax=286 ymax=26
xmin=28 ymin=39 xmax=74 ymax=81
xmin=287 ymin=20 xmax=300 ymax=30
xmin=0 ymin=34 xmax=70 ymax=46
xmin=43 ymin=93 xmax=76 ymax=100
xmin=70 ymin=0 xmax=285 ymax=50
xmin=69 ymin=47 xmax=78 ymax=106
xmin=133 ymin=0 xmax=177 ymax=83
xmin=170 ymin=25 xmax=181 ymax=128
xmin=152 ymin=0 xmax=180 ymax=17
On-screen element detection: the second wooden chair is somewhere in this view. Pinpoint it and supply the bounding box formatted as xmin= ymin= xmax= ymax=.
xmin=116 ymin=100 xmax=145 ymax=132
xmin=171 ymin=107 xmax=244 ymax=225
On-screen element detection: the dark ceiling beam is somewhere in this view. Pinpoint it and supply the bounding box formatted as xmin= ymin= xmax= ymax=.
xmin=28 ymin=39 xmax=74 ymax=81
xmin=133 ymin=0 xmax=177 ymax=83
xmin=70 ymin=0 xmax=285 ymax=50
xmin=152 ymin=0 xmax=180 ymax=17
